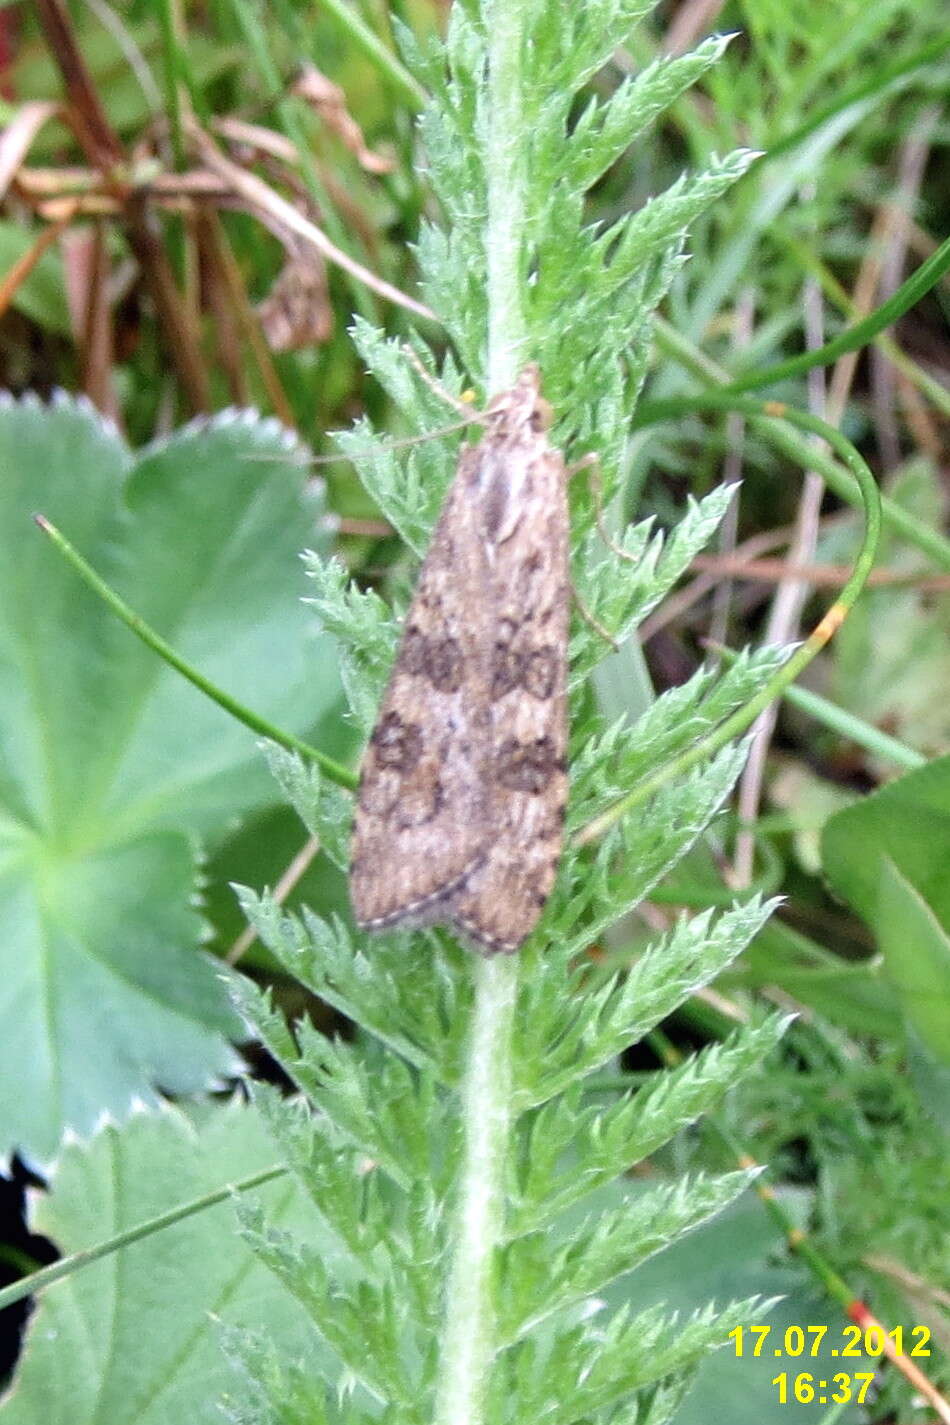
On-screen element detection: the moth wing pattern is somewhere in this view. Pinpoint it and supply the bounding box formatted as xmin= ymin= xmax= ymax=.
xmin=350 ymin=364 xmax=570 ymax=954
xmin=447 ymin=391 xmax=569 ymax=952
xmin=349 ymin=451 xmax=492 ymax=930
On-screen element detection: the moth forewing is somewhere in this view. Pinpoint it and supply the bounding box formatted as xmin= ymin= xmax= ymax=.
xmin=349 ymin=365 xmax=570 ymax=954
xmin=348 ymin=465 xmax=491 ymax=929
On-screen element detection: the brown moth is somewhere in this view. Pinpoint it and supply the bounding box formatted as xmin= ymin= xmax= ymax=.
xmin=348 ymin=364 xmax=569 ymax=953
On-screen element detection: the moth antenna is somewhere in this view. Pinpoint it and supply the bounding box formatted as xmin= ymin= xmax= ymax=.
xmin=306 ymin=417 xmax=479 ymax=465
xmin=242 ymin=415 xmax=482 ymax=467
xmin=246 ymin=348 xmax=488 ymax=468
xmin=401 ymin=342 xmax=480 ymax=417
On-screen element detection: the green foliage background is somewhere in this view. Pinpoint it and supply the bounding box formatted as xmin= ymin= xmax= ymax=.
xmin=0 ymin=0 xmax=947 ymax=1422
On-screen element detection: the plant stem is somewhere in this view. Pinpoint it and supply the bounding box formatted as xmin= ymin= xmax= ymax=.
xmin=722 ymin=230 xmax=950 ymax=398
xmin=315 ymin=0 xmax=425 ymax=109
xmin=711 ymin=641 xmax=925 ymax=772
xmin=156 ymin=0 xmax=187 ymax=168
xmin=434 ymin=4 xmax=530 ymax=1420
xmin=484 ymin=0 xmax=527 ymax=387
xmin=434 ymin=957 xmax=518 ymax=1425
xmin=0 ymin=1163 xmax=286 ymax=1313
xmin=771 ymin=681 xmax=926 ymax=772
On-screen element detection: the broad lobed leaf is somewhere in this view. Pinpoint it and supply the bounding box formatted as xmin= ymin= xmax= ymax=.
xmin=1 ymin=1103 xmax=321 ymax=1425
xmin=0 ymin=396 xmax=339 ymax=1161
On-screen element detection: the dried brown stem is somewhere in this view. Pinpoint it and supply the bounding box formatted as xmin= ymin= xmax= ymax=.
xmin=202 ymin=211 xmax=296 ymax=429
xmin=639 ymin=518 xmax=848 ymax=641
xmin=194 ymin=208 xmax=248 ymax=406
xmin=33 ymin=0 xmax=122 ymax=168
xmin=225 ymin=837 xmax=321 ymax=966
xmin=64 ymin=220 xmax=116 ymax=417
xmin=190 ymin=122 xmax=435 ymax=323
xmin=16 ymin=166 xmax=232 ymax=201
xmin=0 ymin=202 xmax=78 ymax=318
xmin=690 ymin=553 xmax=950 ymax=591
xmin=33 ymin=0 xmax=210 ymax=412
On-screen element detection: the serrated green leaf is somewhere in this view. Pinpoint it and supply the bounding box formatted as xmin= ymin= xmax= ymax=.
xmin=501 ymin=1169 xmax=758 ymax=1343
xmin=0 ymin=397 xmax=341 ymax=1159
xmin=236 ymin=1196 xmax=420 ymax=1411
xmin=0 ymin=1103 xmax=322 ymax=1425
xmin=236 ymin=887 xmax=470 ymax=1083
xmin=563 ymin=36 xmax=734 ymax=191
xmin=507 ymin=1294 xmax=768 ymax=1425
xmin=571 ymin=646 xmax=788 ymax=822
xmin=512 ymin=1015 xmax=789 ymax=1230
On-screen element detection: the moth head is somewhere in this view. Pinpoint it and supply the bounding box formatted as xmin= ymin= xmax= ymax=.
xmin=486 ymin=363 xmax=552 ymax=438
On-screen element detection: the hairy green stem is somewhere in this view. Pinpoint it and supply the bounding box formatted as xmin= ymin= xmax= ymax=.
xmin=434 ymin=3 xmax=530 ymax=1420
xmin=484 ymin=1 xmax=527 ymax=387
xmin=434 ymin=957 xmax=518 ymax=1425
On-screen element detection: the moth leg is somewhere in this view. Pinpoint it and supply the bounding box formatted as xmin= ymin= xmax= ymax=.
xmin=564 ymin=454 xmax=632 ymax=649
xmin=571 ymin=584 xmax=619 ymax=650
xmin=567 ymin=452 xmax=633 ymax=647
xmin=572 ymin=452 xmax=644 ymax=567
